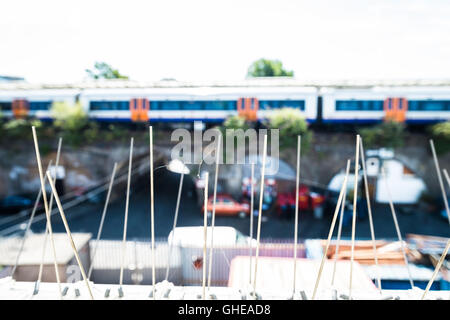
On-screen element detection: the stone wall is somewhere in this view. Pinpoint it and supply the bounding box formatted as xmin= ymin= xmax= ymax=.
xmin=0 ymin=132 xmax=448 ymax=198
xmin=281 ymin=132 xmax=450 ymax=196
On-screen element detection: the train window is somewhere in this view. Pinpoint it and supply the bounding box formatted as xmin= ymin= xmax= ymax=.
xmin=361 ymin=101 xmax=371 ymax=110
xmin=408 ymin=101 xmax=419 ymax=111
xmin=0 ymin=102 xmax=12 ymax=111
xmin=90 ymin=101 xmax=98 ymax=110
xmin=151 ymin=101 xmax=160 ymax=110
xmin=336 ymin=100 xmax=384 ymax=111
xmin=183 ymin=101 xmax=204 ymax=110
xmin=259 ymin=101 xmax=271 ymax=110
xmin=372 ymin=101 xmax=383 ymax=110
xmin=272 ymin=101 xmax=280 ymax=109
xmin=204 ymin=101 xmax=236 ymax=110
xmin=151 ymin=101 xmax=193 ymax=110
xmin=116 ymin=101 xmax=128 ymax=110
xmin=259 ymin=100 xmax=304 ymax=110
xmin=408 ymin=100 xmax=450 ymax=111
xmin=112 ymin=101 xmax=120 ymax=110
xmin=90 ymin=101 xmax=129 ymax=111
xmin=336 ymin=100 xmax=359 ymax=110
xmin=90 ymin=101 xmax=99 ymax=110
xmin=260 ymin=100 xmax=276 ymax=109
xmin=119 ymin=101 xmax=129 ymax=110
xmin=279 ymin=100 xmax=305 ymax=110
xmin=160 ymin=101 xmax=180 ymax=110
xmin=29 ymin=101 xmax=52 ymax=110
xmin=420 ymin=101 xmax=446 ymax=111
xmin=205 ymin=101 xmax=223 ymax=110
xmin=226 ymin=101 xmax=236 ymax=110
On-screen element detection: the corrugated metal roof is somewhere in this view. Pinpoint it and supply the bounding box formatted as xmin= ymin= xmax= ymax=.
xmin=228 ymin=256 xmax=378 ymax=293
xmin=90 ymin=240 xmax=180 ymax=269
xmin=0 ymin=233 xmax=91 ymax=265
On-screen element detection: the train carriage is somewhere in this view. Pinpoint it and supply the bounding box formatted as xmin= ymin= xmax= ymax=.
xmin=0 ymin=88 xmax=79 ymax=120
xmin=321 ymin=86 xmax=450 ymax=124
xmin=1 ymin=79 xmax=450 ymax=125
xmin=81 ymin=85 xmax=318 ymax=123
xmin=0 ymin=80 xmax=318 ymax=123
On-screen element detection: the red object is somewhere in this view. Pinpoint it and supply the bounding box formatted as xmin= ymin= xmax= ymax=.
xmin=192 ymin=256 xmax=203 ymax=269
xmin=297 ymin=186 xmax=311 ymax=210
xmin=310 ymin=192 xmax=326 ymax=209
xmin=276 ymin=185 xmax=325 ymax=214
xmin=202 ymin=194 xmax=250 ymax=217
xmin=242 ymin=178 xmax=277 ymax=198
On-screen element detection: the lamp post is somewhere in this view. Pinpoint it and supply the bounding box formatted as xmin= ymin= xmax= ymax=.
xmin=165 ymin=159 xmax=190 ymax=282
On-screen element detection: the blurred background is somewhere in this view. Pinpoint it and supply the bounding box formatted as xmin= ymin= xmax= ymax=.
xmin=0 ymin=0 xmax=449 ymax=292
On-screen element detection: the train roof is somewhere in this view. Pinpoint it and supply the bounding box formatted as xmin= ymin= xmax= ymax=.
xmin=2 ymin=78 xmax=450 ymax=91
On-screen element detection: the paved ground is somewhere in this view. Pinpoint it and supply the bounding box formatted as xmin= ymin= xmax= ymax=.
xmin=21 ymin=169 xmax=449 ymax=241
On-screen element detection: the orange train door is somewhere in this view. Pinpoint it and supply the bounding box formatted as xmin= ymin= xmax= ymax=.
xmin=12 ymin=99 xmax=29 ymax=118
xmin=130 ymin=98 xmax=149 ymax=122
xmin=384 ymin=97 xmax=407 ymax=122
xmin=237 ymin=97 xmax=258 ymax=121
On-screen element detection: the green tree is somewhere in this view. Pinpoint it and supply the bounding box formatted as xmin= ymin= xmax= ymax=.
xmin=51 ymin=101 xmax=96 ymax=146
xmin=85 ymin=62 xmax=129 ymax=80
xmin=266 ymin=108 xmax=311 ymax=151
xmin=51 ymin=101 xmax=88 ymax=131
xmin=359 ymin=120 xmax=405 ymax=149
xmin=429 ymin=121 xmax=450 ymax=154
xmin=247 ymin=58 xmax=294 ymax=77
xmin=221 ymin=115 xmax=250 ymax=132
xmin=2 ymin=118 xmax=42 ymax=140
xmin=217 ymin=115 xmax=253 ymax=162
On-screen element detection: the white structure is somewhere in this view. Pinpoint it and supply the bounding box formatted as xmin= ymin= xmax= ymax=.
xmin=0 ymin=233 xmax=91 ymax=282
xmin=2 ymin=78 xmax=450 ymax=123
xmin=168 ymin=226 xmax=256 ymax=248
xmin=328 ymin=149 xmax=426 ymax=205
xmin=0 ymin=277 xmax=446 ymax=300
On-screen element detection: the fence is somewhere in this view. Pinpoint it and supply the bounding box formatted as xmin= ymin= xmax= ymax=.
xmin=89 ymin=238 xmax=306 ymax=286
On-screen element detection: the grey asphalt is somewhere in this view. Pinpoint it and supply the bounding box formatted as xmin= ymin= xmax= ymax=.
xmin=26 ymin=168 xmax=450 ymax=241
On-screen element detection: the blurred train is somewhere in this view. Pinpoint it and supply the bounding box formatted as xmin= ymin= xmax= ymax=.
xmin=0 ymin=79 xmax=449 ymax=124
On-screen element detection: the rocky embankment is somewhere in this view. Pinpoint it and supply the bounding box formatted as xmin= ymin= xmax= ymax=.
xmin=0 ymin=131 xmax=448 ymax=199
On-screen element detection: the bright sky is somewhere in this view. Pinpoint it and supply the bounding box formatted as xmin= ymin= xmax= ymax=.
xmin=1 ymin=0 xmax=450 ymax=83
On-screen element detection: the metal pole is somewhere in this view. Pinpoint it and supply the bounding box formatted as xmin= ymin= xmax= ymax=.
xmin=293 ymin=136 xmax=301 ymax=295
xmin=165 ymin=172 xmax=184 ymax=281
xmin=119 ymin=138 xmax=133 ymax=294
xmin=88 ymin=162 xmax=117 ymax=280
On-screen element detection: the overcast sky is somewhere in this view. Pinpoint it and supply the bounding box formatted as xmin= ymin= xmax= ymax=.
xmin=1 ymin=0 xmax=450 ymax=83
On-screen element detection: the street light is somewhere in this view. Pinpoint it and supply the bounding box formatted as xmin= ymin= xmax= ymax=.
xmin=167 ymin=159 xmax=190 ymax=175
xmin=165 ymin=159 xmax=190 ymax=283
